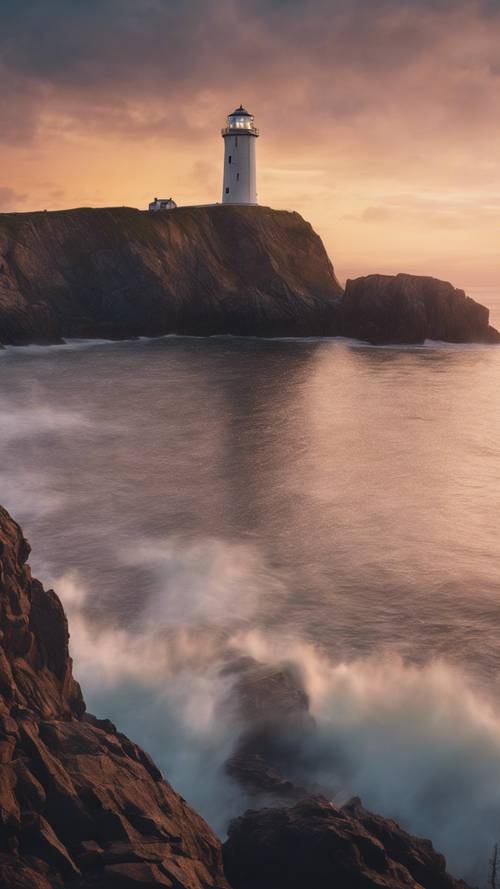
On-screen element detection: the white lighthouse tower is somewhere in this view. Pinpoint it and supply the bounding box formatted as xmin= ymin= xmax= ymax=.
xmin=221 ymin=105 xmax=259 ymax=205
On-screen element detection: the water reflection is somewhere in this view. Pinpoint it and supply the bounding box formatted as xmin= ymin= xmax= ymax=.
xmin=1 ymin=335 xmax=500 ymax=680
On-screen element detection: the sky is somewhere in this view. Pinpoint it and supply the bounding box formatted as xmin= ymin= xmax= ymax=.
xmin=1 ymin=0 xmax=499 ymax=288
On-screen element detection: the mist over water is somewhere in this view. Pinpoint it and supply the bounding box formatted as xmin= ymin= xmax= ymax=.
xmin=1 ymin=288 xmax=500 ymax=882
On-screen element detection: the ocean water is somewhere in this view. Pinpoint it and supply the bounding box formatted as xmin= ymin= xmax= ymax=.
xmin=1 ymin=286 xmax=499 ymax=882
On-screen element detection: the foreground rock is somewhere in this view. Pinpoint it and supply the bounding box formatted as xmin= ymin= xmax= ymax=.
xmin=222 ymin=797 xmax=470 ymax=889
xmin=222 ymin=663 xmax=471 ymax=888
xmin=0 ymin=205 xmax=342 ymax=344
xmin=340 ymin=273 xmax=500 ymax=345
xmin=0 ymin=502 xmax=475 ymax=888
xmin=0 ymin=505 xmax=229 ymax=889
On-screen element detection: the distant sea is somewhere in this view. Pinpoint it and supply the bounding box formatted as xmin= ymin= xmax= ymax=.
xmin=1 ymin=281 xmax=499 ymax=883
xmin=470 ymin=286 xmax=500 ymax=328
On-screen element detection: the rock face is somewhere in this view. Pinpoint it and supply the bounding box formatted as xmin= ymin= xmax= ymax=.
xmin=0 ymin=205 xmax=342 ymax=344
xmin=222 ymin=797 xmax=470 ymax=889
xmin=0 ymin=505 xmax=229 ymax=889
xmin=340 ymin=273 xmax=500 ymax=345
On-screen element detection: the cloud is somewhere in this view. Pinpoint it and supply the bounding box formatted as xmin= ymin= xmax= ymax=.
xmin=0 ymin=0 xmax=498 ymax=283
xmin=359 ymin=192 xmax=500 ymax=229
xmin=0 ymin=186 xmax=28 ymax=210
xmin=1 ymin=0 xmax=499 ymax=145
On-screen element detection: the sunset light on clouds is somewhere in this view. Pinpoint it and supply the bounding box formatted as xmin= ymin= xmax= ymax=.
xmin=4 ymin=6 xmax=500 ymax=888
xmin=1 ymin=0 xmax=499 ymax=287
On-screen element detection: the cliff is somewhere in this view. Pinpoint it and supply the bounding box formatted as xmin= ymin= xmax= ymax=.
xmin=0 ymin=205 xmax=342 ymax=344
xmin=0 ymin=505 xmax=229 ymax=889
xmin=0 ymin=504 xmax=473 ymax=888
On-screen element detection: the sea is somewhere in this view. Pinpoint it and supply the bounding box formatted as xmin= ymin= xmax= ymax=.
xmin=1 ymin=286 xmax=499 ymax=883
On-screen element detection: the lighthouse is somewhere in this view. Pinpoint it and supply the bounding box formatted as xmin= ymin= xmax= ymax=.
xmin=221 ymin=105 xmax=259 ymax=205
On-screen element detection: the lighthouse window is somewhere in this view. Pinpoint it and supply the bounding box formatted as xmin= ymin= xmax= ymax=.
xmin=225 ymin=187 xmax=230 ymax=194
xmin=228 ymin=156 xmax=232 ymax=164
xmin=236 ymin=173 xmax=240 ymax=181
xmin=235 ymin=136 xmax=238 ymax=147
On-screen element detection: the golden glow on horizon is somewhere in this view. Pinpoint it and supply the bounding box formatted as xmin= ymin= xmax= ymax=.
xmin=3 ymin=127 xmax=497 ymax=290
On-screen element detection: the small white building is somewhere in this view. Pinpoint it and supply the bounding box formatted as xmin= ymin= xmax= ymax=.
xmin=221 ymin=105 xmax=259 ymax=205
xmin=148 ymin=197 xmax=177 ymax=212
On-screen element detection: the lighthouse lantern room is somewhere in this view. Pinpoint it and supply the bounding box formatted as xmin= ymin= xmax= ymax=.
xmin=221 ymin=105 xmax=259 ymax=205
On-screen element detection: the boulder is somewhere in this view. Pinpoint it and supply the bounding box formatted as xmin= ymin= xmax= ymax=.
xmin=222 ymin=796 xmax=471 ymax=889
xmin=340 ymin=273 xmax=499 ymax=345
xmin=221 ymin=657 xmax=327 ymax=803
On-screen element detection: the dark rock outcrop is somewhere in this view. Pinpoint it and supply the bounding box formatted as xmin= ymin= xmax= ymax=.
xmin=222 ymin=796 xmax=470 ymax=889
xmin=0 ymin=504 xmax=229 ymax=889
xmin=0 ymin=205 xmax=342 ymax=344
xmin=222 ymin=666 xmax=471 ymax=887
xmin=340 ymin=273 xmax=500 ymax=345
xmin=221 ymin=657 xmax=329 ymax=803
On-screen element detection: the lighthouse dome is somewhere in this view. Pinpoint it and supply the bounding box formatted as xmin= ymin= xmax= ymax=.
xmin=230 ymin=105 xmax=252 ymax=117
xmin=225 ymin=105 xmax=258 ymax=133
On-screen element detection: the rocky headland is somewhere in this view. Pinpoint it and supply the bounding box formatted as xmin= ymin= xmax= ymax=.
xmin=0 ymin=205 xmax=341 ymax=343
xmin=0 ymin=204 xmax=497 ymax=346
xmin=0 ymin=502 xmax=472 ymax=888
